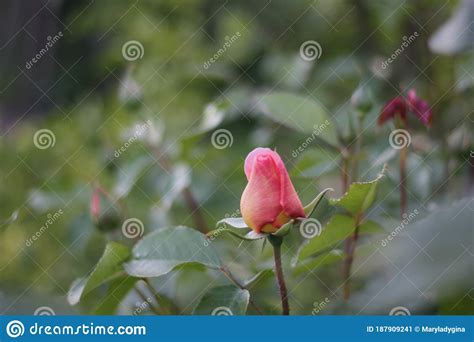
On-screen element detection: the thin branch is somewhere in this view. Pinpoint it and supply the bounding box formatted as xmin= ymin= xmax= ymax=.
xmin=341 ymin=146 xmax=354 ymax=301
xmin=220 ymin=267 xmax=263 ymax=315
xmin=149 ymin=146 xmax=208 ymax=233
xmin=141 ymin=278 xmax=178 ymax=315
xmin=400 ymin=144 xmax=408 ymax=218
xmin=340 ymin=150 xmax=350 ymax=192
xmin=181 ymin=187 xmax=208 ymax=234
xmin=342 ymin=215 xmax=362 ymax=301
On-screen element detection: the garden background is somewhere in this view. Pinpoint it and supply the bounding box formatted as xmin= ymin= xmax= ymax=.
xmin=0 ymin=0 xmax=472 ymax=316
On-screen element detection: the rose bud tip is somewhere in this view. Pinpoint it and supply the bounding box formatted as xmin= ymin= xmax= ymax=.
xmin=240 ymin=147 xmax=305 ymax=234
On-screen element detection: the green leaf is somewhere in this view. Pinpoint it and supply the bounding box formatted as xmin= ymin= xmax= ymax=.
xmin=297 ymin=214 xmax=356 ymax=261
xmin=216 ymin=217 xmax=248 ymax=229
xmin=113 ymin=155 xmax=154 ymax=198
xmin=303 ymin=188 xmax=334 ymax=217
xmin=206 ymin=228 xmax=256 ymax=241
xmin=196 ymin=87 xmax=252 ymax=133
xmin=256 ymin=92 xmax=338 ymax=146
xmin=355 ymin=198 xmax=473 ymax=313
xmin=260 ymin=53 xmax=313 ymax=90
xmin=193 ymin=285 xmax=249 ymax=315
xmin=68 ymin=242 xmax=131 ymax=305
xmin=358 ymin=220 xmax=384 ymax=234
xmin=243 ymin=269 xmax=274 ymax=288
xmin=290 ymin=148 xmax=338 ymax=178
xmin=428 ymin=0 xmax=474 ymax=55
xmin=293 ymin=249 xmax=344 ymax=274
xmin=272 ymin=220 xmax=294 ymax=237
xmin=124 ymin=226 xmax=222 ymax=278
xmin=294 ymin=219 xmax=382 ymax=268
xmin=67 ymin=277 xmax=87 ymax=306
xmin=329 ymin=167 xmax=385 ymax=216
xmin=0 ymin=209 xmax=19 ymax=228
xmin=245 ymin=230 xmax=267 ymax=240
xmin=93 ymin=276 xmax=137 ymax=315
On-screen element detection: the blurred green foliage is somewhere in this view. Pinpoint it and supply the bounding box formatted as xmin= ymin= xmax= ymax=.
xmin=0 ymin=0 xmax=472 ymax=315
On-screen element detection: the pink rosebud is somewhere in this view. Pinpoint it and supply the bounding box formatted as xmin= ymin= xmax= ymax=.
xmin=378 ymin=97 xmax=407 ymax=125
xmin=240 ymin=148 xmax=306 ymax=233
xmin=90 ymin=186 xmax=122 ymax=232
xmin=90 ymin=187 xmax=101 ymax=221
xmin=407 ymin=89 xmax=433 ymax=126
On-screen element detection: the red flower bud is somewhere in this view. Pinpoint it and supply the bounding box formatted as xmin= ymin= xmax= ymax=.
xmin=90 ymin=187 xmax=101 ymax=221
xmin=407 ymin=89 xmax=433 ymax=127
xmin=240 ymin=148 xmax=305 ymax=233
xmin=378 ymin=89 xmax=433 ymax=127
xmin=378 ymin=97 xmax=407 ymax=125
xmin=90 ymin=186 xmax=122 ymax=232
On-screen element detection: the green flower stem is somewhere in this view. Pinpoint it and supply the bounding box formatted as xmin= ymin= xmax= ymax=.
xmin=342 ymin=214 xmax=362 ymax=301
xmin=268 ymin=235 xmax=289 ymax=315
xmin=340 ymin=146 xmax=353 ymax=301
xmin=351 ymin=113 xmax=364 ymax=182
xmin=340 ymin=148 xmax=350 ymax=192
xmin=396 ymin=118 xmax=409 ymax=219
xmin=400 ymin=143 xmax=408 ymax=218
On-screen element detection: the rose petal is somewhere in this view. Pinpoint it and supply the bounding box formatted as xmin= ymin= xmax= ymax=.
xmin=378 ymin=97 xmax=407 ymax=125
xmin=244 ymin=147 xmax=273 ymax=180
xmin=407 ymin=89 xmax=433 ymax=126
xmin=273 ymin=154 xmax=306 ymax=219
xmin=240 ymin=154 xmax=283 ymax=232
